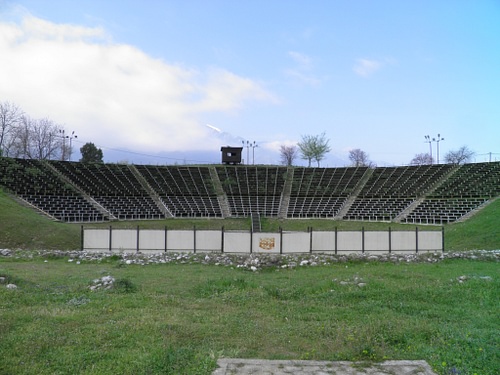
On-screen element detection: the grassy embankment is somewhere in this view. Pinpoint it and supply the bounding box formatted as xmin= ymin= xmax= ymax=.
xmin=0 ymin=189 xmax=499 ymax=250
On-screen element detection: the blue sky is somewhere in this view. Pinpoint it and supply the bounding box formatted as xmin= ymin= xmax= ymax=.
xmin=1 ymin=0 xmax=499 ymax=165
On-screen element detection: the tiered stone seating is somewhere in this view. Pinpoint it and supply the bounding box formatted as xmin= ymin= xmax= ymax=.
xmin=343 ymin=198 xmax=414 ymax=221
xmin=288 ymin=167 xmax=367 ymax=218
xmin=343 ymin=164 xmax=454 ymax=221
xmin=49 ymin=161 xmax=164 ymax=220
xmin=404 ymin=162 xmax=500 ymax=223
xmin=1 ymin=156 xmax=498 ymax=224
xmin=0 ymin=158 xmax=106 ymax=222
xmin=216 ymin=166 xmax=286 ymax=216
xmin=135 ymin=165 xmax=222 ymax=217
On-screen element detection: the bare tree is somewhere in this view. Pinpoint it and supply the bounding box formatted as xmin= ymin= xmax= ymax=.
xmin=0 ymin=101 xmax=24 ymax=155
xmin=298 ymin=132 xmax=331 ymax=167
xmin=279 ymin=144 xmax=298 ymax=166
xmin=348 ymin=149 xmax=374 ymax=167
xmin=9 ymin=116 xmax=63 ymax=160
xmin=8 ymin=116 xmax=31 ymax=158
xmin=444 ymin=146 xmax=475 ymax=165
xmin=410 ymin=153 xmax=434 ymax=165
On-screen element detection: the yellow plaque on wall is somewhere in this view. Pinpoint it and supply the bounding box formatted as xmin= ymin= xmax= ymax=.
xmin=259 ymin=237 xmax=275 ymax=250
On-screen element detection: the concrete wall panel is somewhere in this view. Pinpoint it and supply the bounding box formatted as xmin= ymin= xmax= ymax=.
xmin=392 ymin=231 xmax=416 ymax=251
xmin=196 ymin=230 xmax=222 ymax=251
xmin=112 ymin=230 xmax=137 ymax=251
xmin=312 ymin=231 xmax=336 ymax=252
xmin=83 ymin=229 xmax=109 ymax=251
xmin=337 ymin=232 xmax=362 ymax=251
xmin=224 ymin=232 xmax=251 ymax=253
xmin=283 ymin=232 xmax=310 ymax=253
xmin=139 ymin=230 xmax=165 ymax=251
xmin=418 ymin=231 xmax=443 ymax=251
xmin=167 ymin=230 xmax=194 ymax=251
xmin=365 ymin=231 xmax=389 ymax=251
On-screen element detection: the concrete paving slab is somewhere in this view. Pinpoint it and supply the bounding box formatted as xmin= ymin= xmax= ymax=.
xmin=213 ymin=359 xmax=438 ymax=375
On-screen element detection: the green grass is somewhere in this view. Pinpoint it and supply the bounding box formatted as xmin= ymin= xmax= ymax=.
xmin=0 ymin=189 xmax=499 ymax=374
xmin=0 ymin=257 xmax=498 ymax=374
xmin=0 ymin=189 xmax=81 ymax=249
xmin=1 ymin=189 xmax=499 ymax=250
xmin=444 ymin=198 xmax=500 ymax=250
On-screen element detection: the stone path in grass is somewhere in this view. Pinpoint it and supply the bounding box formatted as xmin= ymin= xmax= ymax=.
xmin=212 ymin=359 xmax=438 ymax=375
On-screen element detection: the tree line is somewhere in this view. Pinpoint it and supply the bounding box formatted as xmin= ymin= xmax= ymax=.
xmin=0 ymin=101 xmax=103 ymax=163
xmin=279 ymin=133 xmax=475 ymax=167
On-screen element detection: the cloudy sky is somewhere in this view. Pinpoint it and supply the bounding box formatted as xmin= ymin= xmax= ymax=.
xmin=1 ymin=0 xmax=499 ymax=165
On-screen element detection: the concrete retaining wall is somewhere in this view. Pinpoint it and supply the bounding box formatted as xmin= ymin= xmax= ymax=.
xmin=82 ymin=227 xmax=444 ymax=254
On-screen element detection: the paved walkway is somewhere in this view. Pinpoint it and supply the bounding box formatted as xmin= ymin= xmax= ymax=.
xmin=213 ymin=359 xmax=438 ymax=375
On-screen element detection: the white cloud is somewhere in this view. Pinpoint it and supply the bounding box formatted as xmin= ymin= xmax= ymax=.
xmin=288 ymin=51 xmax=313 ymax=68
xmin=0 ymin=14 xmax=275 ymax=153
xmin=285 ymin=51 xmax=322 ymax=87
xmin=353 ymin=58 xmax=383 ymax=77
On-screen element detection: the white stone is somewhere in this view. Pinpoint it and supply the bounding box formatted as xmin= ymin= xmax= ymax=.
xmin=6 ymin=284 xmax=17 ymax=289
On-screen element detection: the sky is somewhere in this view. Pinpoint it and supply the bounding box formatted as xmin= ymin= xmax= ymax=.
xmin=1 ymin=0 xmax=499 ymax=166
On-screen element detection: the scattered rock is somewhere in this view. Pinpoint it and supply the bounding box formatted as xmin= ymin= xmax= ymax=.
xmin=89 ymin=275 xmax=115 ymax=291
xmin=457 ymin=275 xmax=468 ymax=283
xmin=0 ymin=249 xmax=498 ymax=273
xmin=0 ymin=277 xmax=6 ymax=284
xmin=6 ymin=284 xmax=17 ymax=289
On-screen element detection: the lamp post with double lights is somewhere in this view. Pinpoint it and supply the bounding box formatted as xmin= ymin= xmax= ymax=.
xmin=251 ymin=141 xmax=258 ymax=165
xmin=242 ymin=140 xmax=249 ymax=164
xmin=433 ymin=134 xmax=444 ymax=164
xmin=59 ymin=130 xmax=78 ymax=161
xmin=424 ymin=135 xmax=433 ymax=164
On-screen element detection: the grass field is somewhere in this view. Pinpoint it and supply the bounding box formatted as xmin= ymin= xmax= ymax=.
xmin=0 ymin=190 xmax=499 ymax=375
xmin=1 ymin=256 xmax=498 ymax=375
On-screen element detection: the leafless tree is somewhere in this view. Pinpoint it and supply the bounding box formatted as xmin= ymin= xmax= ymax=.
xmin=444 ymin=146 xmax=475 ymax=165
xmin=279 ymin=144 xmax=298 ymax=166
xmin=9 ymin=116 xmax=63 ymax=160
xmin=8 ymin=116 xmax=31 ymax=158
xmin=0 ymin=101 xmax=24 ymax=155
xmin=410 ymin=153 xmax=434 ymax=165
xmin=348 ymin=149 xmax=375 ymax=167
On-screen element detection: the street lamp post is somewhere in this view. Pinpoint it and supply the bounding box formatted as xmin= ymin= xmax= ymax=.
xmin=242 ymin=140 xmax=250 ymax=164
xmin=67 ymin=131 xmax=77 ymax=161
xmin=60 ymin=130 xmax=78 ymax=161
xmin=424 ymin=135 xmax=433 ymax=164
xmin=251 ymin=141 xmax=258 ymax=165
xmin=433 ymin=134 xmax=444 ymax=164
